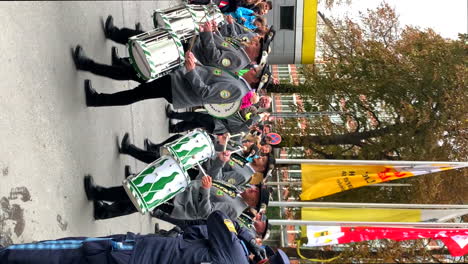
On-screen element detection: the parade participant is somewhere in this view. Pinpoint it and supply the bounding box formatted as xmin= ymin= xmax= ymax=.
xmin=120 ymin=132 xmax=257 ymax=186
xmin=192 ymin=20 xmax=264 ymax=72
xmin=225 ymin=4 xmax=268 ymax=29
xmin=74 ymin=51 xmax=258 ymax=109
xmin=153 ymin=208 xmax=270 ymax=242
xmin=84 ymin=171 xmax=270 ymax=220
xmin=118 ymin=131 xmax=231 ymax=165
xmin=166 ymin=105 xmax=270 ymax=134
xmin=0 ymin=210 xmax=290 ymax=264
xmin=150 ymin=209 xmax=271 ymax=260
xmin=241 ymin=93 xmax=270 ymax=110
xmin=101 ymin=15 xmax=264 ymax=73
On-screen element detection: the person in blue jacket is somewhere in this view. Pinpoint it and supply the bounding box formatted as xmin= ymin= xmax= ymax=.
xmin=0 ymin=211 xmax=289 ymax=264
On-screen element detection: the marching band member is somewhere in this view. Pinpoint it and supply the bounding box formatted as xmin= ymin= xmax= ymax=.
xmin=83 ymin=162 xmax=271 ymax=220
xmin=0 ymin=210 xmax=290 ymax=264
xmin=73 ymin=51 xmax=259 ymax=109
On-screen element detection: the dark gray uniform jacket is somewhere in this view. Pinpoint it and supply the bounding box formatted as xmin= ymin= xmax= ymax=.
xmin=192 ymin=31 xmax=251 ymax=72
xmin=170 ymin=178 xmax=248 ymax=220
xmin=219 ymin=22 xmax=258 ymax=40
xmin=170 ymin=65 xmax=251 ymax=109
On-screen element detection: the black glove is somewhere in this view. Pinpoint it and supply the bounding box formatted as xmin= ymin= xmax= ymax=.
xmin=246 ymin=239 xmax=267 ymax=261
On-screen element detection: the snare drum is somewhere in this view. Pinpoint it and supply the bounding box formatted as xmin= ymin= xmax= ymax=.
xmin=127 ymin=29 xmax=185 ymax=81
xmin=161 ymin=129 xmax=215 ymax=171
xmin=123 ymin=155 xmax=189 ymax=214
xmin=154 ymin=5 xmax=197 ymax=40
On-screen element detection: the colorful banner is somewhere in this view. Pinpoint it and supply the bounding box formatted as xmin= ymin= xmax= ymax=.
xmin=300 ymin=163 xmax=467 ymax=200
xmin=304 ymin=225 xmax=468 ymax=256
xmin=301 ymin=208 xmax=468 ymax=223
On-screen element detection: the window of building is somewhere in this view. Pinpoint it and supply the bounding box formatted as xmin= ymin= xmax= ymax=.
xmin=280 ymin=6 xmax=295 ymax=30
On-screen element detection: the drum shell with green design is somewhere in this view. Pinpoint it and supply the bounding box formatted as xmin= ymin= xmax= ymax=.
xmin=123 ymin=155 xmax=189 ymax=214
xmin=161 ymin=129 xmax=215 ymax=171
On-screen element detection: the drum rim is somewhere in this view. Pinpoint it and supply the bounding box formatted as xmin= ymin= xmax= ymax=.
xmin=204 ymin=100 xmax=241 ymax=119
xmin=127 ymin=39 xmax=153 ymax=80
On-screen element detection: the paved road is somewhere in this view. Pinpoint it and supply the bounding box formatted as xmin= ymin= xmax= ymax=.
xmin=0 ymin=0 xmax=182 ymax=245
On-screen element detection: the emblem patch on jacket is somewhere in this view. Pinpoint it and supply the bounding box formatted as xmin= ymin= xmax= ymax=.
xmin=221 ymin=41 xmax=230 ymax=47
xmin=219 ymin=90 xmax=231 ymax=99
xmin=213 ymin=69 xmax=222 ymax=76
xmin=228 ymin=178 xmax=237 ymax=185
xmin=224 ymin=219 xmax=237 ymax=234
xmin=222 ymin=58 xmax=231 ymax=67
xmin=216 ymin=190 xmax=225 ymax=196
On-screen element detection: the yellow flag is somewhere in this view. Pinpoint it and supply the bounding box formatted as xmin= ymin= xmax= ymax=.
xmin=301 ymin=208 xmax=421 ymax=222
xmin=300 ymin=163 xmax=462 ymax=200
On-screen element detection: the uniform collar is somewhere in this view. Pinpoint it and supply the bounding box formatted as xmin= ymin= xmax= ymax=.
xmin=238 ymin=76 xmax=253 ymax=91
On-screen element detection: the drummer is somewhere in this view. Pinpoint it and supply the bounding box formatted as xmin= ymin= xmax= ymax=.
xmin=83 ymin=165 xmax=271 ymax=220
xmin=191 ymin=19 xmax=264 ymax=73
xmin=73 ymin=49 xmax=259 ymax=109
xmin=119 ymin=132 xmax=260 ymax=186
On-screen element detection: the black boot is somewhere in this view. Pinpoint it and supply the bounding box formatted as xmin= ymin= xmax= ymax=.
xmin=93 ymin=200 xmax=107 ymax=220
xmin=84 ymin=175 xmax=102 ymax=201
xmin=119 ymin=133 xmax=131 ymax=154
xmin=93 ymin=199 xmax=138 ymax=220
xmin=135 ymin=22 xmax=143 ymax=32
xmin=84 ymin=80 xmax=102 ymax=107
xmin=72 ymin=45 xmax=93 ymax=71
xmin=111 ymin=46 xmax=122 ymax=66
xmin=124 ymin=165 xmax=134 ymax=178
xmin=104 ymin=15 xmax=116 ymax=39
xmin=144 ymin=138 xmax=159 ymax=152
xmin=165 ymin=104 xmax=176 ymax=118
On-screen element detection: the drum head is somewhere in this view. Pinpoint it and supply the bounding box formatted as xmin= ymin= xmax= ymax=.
xmin=204 ymin=100 xmax=241 ymax=119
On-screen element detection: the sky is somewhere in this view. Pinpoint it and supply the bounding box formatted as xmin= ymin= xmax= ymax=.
xmin=319 ymin=0 xmax=468 ymax=40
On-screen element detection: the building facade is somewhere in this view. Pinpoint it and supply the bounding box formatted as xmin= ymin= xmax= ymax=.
xmin=265 ymin=0 xmax=318 ymax=64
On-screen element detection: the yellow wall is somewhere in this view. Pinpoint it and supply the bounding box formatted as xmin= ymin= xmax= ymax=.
xmin=301 ymin=0 xmax=318 ymax=64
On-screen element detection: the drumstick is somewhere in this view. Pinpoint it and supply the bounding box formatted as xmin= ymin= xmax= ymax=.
xmin=188 ymin=35 xmax=198 ymax=52
xmin=223 ymin=133 xmax=231 ymax=152
xmin=229 ymin=132 xmax=245 ymax=139
xmin=196 ymin=162 xmax=208 ymax=177
xmin=230 ymin=147 xmax=244 ymax=154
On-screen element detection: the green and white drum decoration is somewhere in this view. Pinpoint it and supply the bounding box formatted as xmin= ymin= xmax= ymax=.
xmin=127 ymin=28 xmax=185 ymax=81
xmin=123 ymin=155 xmax=189 ymax=214
xmin=161 ymin=129 xmax=216 ymax=171
xmin=153 ymin=4 xmax=198 ymax=41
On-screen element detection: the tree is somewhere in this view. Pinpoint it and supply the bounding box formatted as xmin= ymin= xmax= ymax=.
xmin=268 ymin=4 xmax=467 ymax=261
xmin=276 ymin=3 xmax=467 ymax=164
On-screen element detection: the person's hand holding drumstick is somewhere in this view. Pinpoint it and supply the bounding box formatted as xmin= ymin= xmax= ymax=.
xmin=185 ymin=51 xmax=196 ymax=72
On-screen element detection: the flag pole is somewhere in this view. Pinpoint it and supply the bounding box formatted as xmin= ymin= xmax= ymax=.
xmin=265 ymin=182 xmax=412 ymax=187
xmin=268 ymin=219 xmax=468 ymax=228
xmin=269 ymin=201 xmax=468 ymax=209
xmin=276 ymin=159 xmax=468 ymax=166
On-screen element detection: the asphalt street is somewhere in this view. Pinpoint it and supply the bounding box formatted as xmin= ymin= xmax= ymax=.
xmin=0 ymin=0 xmax=182 ymax=245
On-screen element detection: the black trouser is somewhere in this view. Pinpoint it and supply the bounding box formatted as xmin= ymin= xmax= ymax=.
xmin=121 ymin=134 xmax=182 ymax=163
xmin=92 ymin=75 xmax=173 ymax=106
xmin=107 ymin=27 xmax=144 ymax=45
xmin=170 ymin=112 xmax=216 ymax=133
xmin=122 ymin=144 xmax=160 ymax=164
xmin=85 ymin=58 xmax=142 ymax=83
xmin=93 ymin=185 xmax=175 ymax=219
